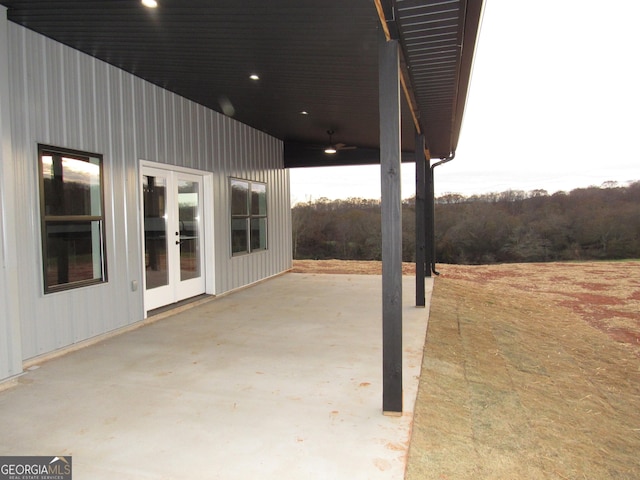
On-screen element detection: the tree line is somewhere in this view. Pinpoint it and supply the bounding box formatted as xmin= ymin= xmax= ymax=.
xmin=291 ymin=181 xmax=640 ymax=264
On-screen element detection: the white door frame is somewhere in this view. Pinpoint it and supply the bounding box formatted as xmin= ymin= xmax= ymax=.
xmin=139 ymin=160 xmax=215 ymax=316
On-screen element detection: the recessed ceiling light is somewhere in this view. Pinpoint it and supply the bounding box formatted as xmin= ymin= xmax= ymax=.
xmin=300 ymin=111 xmax=309 ymax=115
xmin=142 ymin=0 xmax=158 ymax=8
xmin=250 ymin=74 xmax=260 ymax=81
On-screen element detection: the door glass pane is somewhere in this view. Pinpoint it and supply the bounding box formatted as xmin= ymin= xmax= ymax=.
xmin=178 ymin=179 xmax=201 ymax=281
xmin=143 ymin=175 xmax=168 ymax=289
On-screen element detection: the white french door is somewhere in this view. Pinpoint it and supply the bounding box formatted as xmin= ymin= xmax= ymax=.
xmin=141 ymin=165 xmax=206 ymax=312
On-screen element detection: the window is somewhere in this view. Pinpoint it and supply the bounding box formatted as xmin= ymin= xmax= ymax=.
xmin=230 ymin=178 xmax=267 ymax=255
xmin=38 ymin=145 xmax=107 ymax=293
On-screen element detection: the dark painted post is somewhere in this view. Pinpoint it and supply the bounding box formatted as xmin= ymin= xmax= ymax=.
xmin=415 ymin=134 xmax=426 ymax=307
xmin=425 ymin=164 xmax=434 ymax=277
xmin=379 ymin=34 xmax=403 ymax=415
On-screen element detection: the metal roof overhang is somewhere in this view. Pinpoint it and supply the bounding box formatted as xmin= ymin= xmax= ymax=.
xmin=0 ymin=0 xmax=483 ymax=168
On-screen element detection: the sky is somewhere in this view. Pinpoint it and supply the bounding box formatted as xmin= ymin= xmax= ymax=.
xmin=290 ymin=0 xmax=639 ymax=204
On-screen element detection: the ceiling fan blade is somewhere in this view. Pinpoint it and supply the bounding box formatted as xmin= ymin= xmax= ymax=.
xmin=336 ymin=145 xmax=357 ymax=150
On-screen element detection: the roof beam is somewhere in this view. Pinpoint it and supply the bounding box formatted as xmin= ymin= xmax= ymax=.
xmin=374 ymin=0 xmax=426 ymax=149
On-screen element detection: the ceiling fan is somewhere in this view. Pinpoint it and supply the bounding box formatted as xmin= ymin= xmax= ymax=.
xmin=322 ymin=130 xmax=357 ymax=154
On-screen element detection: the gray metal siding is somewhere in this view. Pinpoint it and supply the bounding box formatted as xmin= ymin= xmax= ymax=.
xmin=0 ymin=7 xmax=23 ymax=380
xmin=8 ymin=22 xmax=291 ymax=361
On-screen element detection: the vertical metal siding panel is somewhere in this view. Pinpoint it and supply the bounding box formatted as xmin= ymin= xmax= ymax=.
xmin=12 ymin=26 xmax=39 ymax=358
xmin=134 ymin=78 xmax=148 ymax=161
xmin=201 ymin=105 xmax=209 ymax=170
xmin=271 ymin=142 xmax=279 ymax=275
xmin=141 ymin=81 xmax=153 ymax=161
xmin=265 ymin=137 xmax=274 ymax=278
xmin=270 ymin=147 xmax=278 ymax=278
xmin=42 ymin=41 xmax=57 ymax=142
xmin=164 ymin=90 xmax=175 ymax=165
xmin=46 ymin=41 xmax=63 ymax=143
xmin=232 ymin=136 xmax=244 ymax=294
xmin=234 ymin=121 xmax=240 ymax=172
xmin=173 ymin=93 xmax=181 ymax=165
xmin=255 ymin=135 xmax=263 ymax=280
xmin=284 ymin=164 xmax=293 ymax=270
xmin=193 ymin=104 xmax=201 ymax=169
xmin=272 ymin=143 xmax=279 ymax=275
xmin=181 ymin=97 xmax=189 ymax=165
xmin=187 ymin=101 xmax=197 ymax=168
xmin=94 ymin=60 xmax=112 ymax=337
xmin=99 ymin=59 xmax=128 ymax=334
xmin=174 ymin=96 xmax=183 ymax=164
xmin=1 ymin=12 xmax=23 ymax=379
xmin=34 ymin=39 xmax=65 ymax=354
xmin=70 ymin=50 xmax=83 ymax=147
xmin=265 ymin=138 xmax=273 ymax=277
xmin=207 ymin=110 xmax=219 ymax=294
xmin=148 ymin=87 xmax=159 ymax=162
xmin=89 ymin=58 xmax=101 ymax=150
xmin=212 ymin=111 xmax=223 ymax=293
xmin=236 ymin=130 xmax=252 ymax=287
xmin=147 ymin=84 xmax=159 ymax=162
xmin=262 ymin=135 xmax=271 ymax=280
xmin=235 ymin=122 xmax=245 ymax=290
xmin=201 ymin=107 xmax=208 ymax=170
xmin=122 ymin=71 xmax=144 ymax=325
xmin=216 ymin=113 xmax=230 ymax=294
xmin=211 ymin=110 xmax=220 ymax=172
xmin=242 ymin=123 xmax=249 ymax=179
xmin=191 ymin=103 xmax=199 ymax=169
xmin=197 ymin=105 xmax=206 ymax=171
xmin=186 ymin=99 xmax=195 ymax=167
xmin=255 ymin=130 xmax=262 ymax=283
xmin=213 ymin=113 xmax=224 ymax=293
xmin=280 ymin=143 xmax=288 ymax=272
xmin=158 ymin=90 xmax=173 ymax=163
xmin=175 ymin=97 xmax=185 ymax=164
xmin=223 ymin=115 xmax=233 ymax=292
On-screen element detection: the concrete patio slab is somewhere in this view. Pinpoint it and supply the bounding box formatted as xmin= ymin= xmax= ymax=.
xmin=0 ymin=273 xmax=433 ymax=479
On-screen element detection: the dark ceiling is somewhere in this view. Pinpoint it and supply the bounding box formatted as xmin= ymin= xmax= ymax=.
xmin=1 ymin=0 xmax=484 ymax=167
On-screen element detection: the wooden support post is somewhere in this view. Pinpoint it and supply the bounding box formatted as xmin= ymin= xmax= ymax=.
xmin=415 ymin=135 xmax=426 ymax=307
xmin=379 ymin=34 xmax=403 ymax=415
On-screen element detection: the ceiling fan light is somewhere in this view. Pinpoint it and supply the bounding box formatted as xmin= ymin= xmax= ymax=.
xmin=324 ymin=147 xmax=337 ymax=154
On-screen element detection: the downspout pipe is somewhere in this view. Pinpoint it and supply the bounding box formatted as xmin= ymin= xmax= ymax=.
xmin=429 ymin=152 xmax=455 ymax=275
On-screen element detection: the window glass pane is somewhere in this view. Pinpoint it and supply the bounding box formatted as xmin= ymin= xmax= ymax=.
xmin=42 ymin=153 xmax=102 ymax=216
xmin=143 ymin=175 xmax=168 ymax=290
xmin=231 ymin=179 xmax=249 ymax=216
xmin=45 ymin=221 xmax=103 ymax=288
xmin=231 ymin=218 xmax=248 ymax=254
xmin=251 ymin=183 xmax=267 ymax=216
xmin=250 ymin=217 xmax=267 ymax=251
